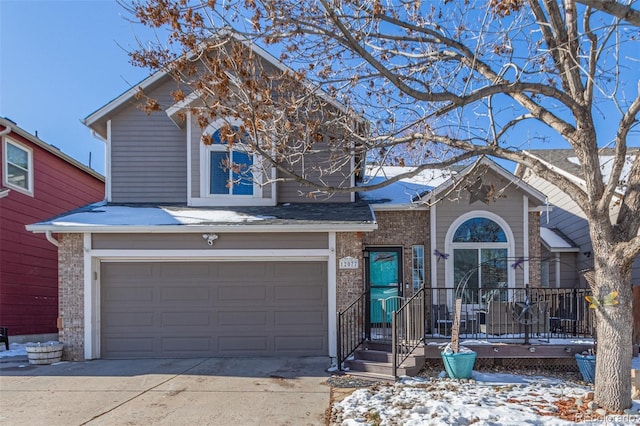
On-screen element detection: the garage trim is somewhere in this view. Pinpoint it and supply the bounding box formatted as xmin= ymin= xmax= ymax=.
xmin=83 ymin=232 xmax=338 ymax=360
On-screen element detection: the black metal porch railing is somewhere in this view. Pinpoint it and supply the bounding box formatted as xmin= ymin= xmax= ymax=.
xmin=337 ymin=290 xmax=368 ymax=369
xmin=426 ymin=287 xmax=595 ymax=342
xmin=392 ymin=286 xmax=426 ymax=377
xmin=337 ymin=286 xmax=594 ymax=372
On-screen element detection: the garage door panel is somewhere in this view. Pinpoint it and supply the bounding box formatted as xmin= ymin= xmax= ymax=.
xmin=275 ymin=311 xmax=325 ymax=326
xmin=274 ymin=335 xmax=325 ymax=351
xmin=104 ymin=312 xmax=155 ymax=327
xmin=104 ymin=287 xmax=154 ymax=302
xmin=161 ymin=312 xmax=211 ymax=326
xmin=161 ymin=337 xmax=211 ymax=352
xmin=218 ymin=311 xmax=268 ymax=326
xmin=218 ymin=336 xmax=268 ymax=353
xmin=161 ymin=287 xmax=211 ymax=302
xmin=101 ymin=261 xmax=327 ymax=358
xmin=275 ymin=285 xmax=324 ymax=301
xmin=217 ymin=286 xmax=268 ymax=302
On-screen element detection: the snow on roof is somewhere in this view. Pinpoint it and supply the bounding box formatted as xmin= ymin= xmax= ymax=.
xmin=27 ymin=201 xmax=376 ymax=233
xmin=358 ymin=166 xmax=453 ymax=205
xmin=567 ymin=155 xmax=635 ymax=193
xmin=540 ymin=227 xmax=579 ymax=252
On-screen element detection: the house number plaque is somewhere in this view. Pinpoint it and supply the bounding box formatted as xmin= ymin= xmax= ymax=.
xmin=339 ymin=257 xmax=359 ymax=269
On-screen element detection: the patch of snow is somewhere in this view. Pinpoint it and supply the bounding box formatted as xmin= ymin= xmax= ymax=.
xmin=567 ymin=155 xmax=635 ymax=193
xmin=358 ymin=166 xmax=453 ymax=204
xmin=0 ymin=342 xmax=28 ymax=358
xmin=333 ymin=371 xmax=640 ymax=425
xmin=42 ymin=205 xmax=277 ymax=228
xmin=540 ymin=227 xmax=576 ymax=249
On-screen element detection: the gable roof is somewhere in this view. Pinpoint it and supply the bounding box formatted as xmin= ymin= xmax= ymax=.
xmin=359 ymin=157 xmax=547 ymax=209
xmin=0 ymin=117 xmax=104 ymax=182
xmin=518 ymin=148 xmax=638 ymax=194
xmin=83 ymin=38 xmax=360 ymax=139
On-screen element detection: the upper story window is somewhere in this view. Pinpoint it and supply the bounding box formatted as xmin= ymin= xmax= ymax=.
xmin=3 ymin=138 xmax=33 ymax=196
xmin=206 ymin=127 xmax=254 ymax=196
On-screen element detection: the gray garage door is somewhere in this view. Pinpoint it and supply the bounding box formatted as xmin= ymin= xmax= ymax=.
xmin=100 ymin=261 xmax=328 ymax=358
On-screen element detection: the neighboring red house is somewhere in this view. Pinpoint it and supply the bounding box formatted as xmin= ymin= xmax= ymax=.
xmin=0 ymin=117 xmax=104 ymax=343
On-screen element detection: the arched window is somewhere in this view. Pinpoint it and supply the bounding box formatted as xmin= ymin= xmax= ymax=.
xmin=205 ymin=126 xmax=254 ymax=196
xmin=447 ymin=215 xmax=512 ymax=304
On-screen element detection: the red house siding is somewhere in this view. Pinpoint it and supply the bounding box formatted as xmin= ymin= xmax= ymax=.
xmin=0 ymin=125 xmax=104 ymax=336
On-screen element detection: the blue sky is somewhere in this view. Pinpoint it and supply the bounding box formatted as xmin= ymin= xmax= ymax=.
xmin=1 ymin=0 xmax=152 ymax=175
xmin=1 ymin=1 xmax=637 ymax=178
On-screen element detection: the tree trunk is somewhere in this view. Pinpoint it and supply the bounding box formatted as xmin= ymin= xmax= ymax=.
xmin=592 ymin=254 xmax=634 ymax=411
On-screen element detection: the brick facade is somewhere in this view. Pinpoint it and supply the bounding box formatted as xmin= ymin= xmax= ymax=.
xmin=362 ymin=210 xmax=429 ymax=297
xmin=58 ymin=234 xmax=85 ymax=360
xmin=335 ymin=232 xmax=364 ymax=311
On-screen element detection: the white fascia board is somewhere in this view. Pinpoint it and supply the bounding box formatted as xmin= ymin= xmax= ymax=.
xmin=521 ymin=150 xmax=587 ymax=189
xmin=83 ymin=71 xmax=167 ymax=133
xmin=529 ymin=205 xmax=553 ymax=212
xmin=429 ymin=157 xmax=547 ymax=205
xmin=541 ymin=242 xmax=580 ymax=253
xmin=26 ymin=223 xmax=378 ymax=234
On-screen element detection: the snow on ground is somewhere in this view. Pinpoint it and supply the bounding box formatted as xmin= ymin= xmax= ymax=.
xmin=332 ymin=356 xmax=640 ymax=426
xmin=0 ymin=342 xmax=27 ymax=358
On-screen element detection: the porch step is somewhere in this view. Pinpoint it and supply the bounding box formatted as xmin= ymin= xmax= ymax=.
xmin=345 ymin=358 xmax=423 ymax=377
xmin=344 ymin=344 xmax=426 ymax=378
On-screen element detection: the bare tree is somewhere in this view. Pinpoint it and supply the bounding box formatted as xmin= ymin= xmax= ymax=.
xmin=123 ymin=0 xmax=640 ymax=411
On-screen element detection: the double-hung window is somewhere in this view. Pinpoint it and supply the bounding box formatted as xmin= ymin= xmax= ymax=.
xmin=3 ymin=138 xmax=33 ymax=196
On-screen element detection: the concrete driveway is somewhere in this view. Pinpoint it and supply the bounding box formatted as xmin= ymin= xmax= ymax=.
xmin=0 ymin=356 xmax=331 ymax=425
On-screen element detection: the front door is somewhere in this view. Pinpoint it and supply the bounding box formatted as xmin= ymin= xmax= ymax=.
xmin=366 ymin=247 xmax=403 ymax=337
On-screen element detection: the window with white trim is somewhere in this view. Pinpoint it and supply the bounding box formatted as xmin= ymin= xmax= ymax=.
xmin=3 ymin=138 xmax=33 ymax=196
xmin=451 ymin=217 xmax=509 ymax=303
xmin=412 ymin=245 xmax=425 ymax=291
xmin=203 ymin=126 xmax=258 ymax=197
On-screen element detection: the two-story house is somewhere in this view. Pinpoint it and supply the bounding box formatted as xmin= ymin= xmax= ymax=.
xmin=28 ymin=43 xmax=563 ymax=364
xmin=1 ymin=118 xmax=104 ymax=344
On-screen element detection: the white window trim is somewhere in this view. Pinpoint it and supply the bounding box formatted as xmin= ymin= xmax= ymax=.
xmin=3 ymin=137 xmax=34 ymax=196
xmin=444 ymin=210 xmax=516 ymax=292
xmin=194 ymin=118 xmax=276 ymax=206
xmin=412 ymin=245 xmax=425 ymax=291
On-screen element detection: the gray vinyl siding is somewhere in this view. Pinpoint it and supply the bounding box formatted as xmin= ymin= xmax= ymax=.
xmin=110 ymin=81 xmax=187 ymax=203
xmin=434 ymin=170 xmax=528 ymax=289
xmin=277 ymin=140 xmax=353 ymax=203
xmin=523 ymin=171 xmax=640 ymax=286
xmin=92 ymin=232 xmax=328 ymax=250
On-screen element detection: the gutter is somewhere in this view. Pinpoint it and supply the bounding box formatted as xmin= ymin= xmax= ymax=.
xmin=26 ymin=222 xmax=378 ymax=234
xmin=45 ymin=231 xmax=59 ymax=247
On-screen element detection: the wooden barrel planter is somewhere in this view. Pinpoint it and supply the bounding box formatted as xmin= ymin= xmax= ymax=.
xmin=26 ymin=342 xmax=63 ymax=365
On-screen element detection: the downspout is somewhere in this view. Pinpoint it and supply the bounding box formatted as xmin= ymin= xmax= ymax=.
xmin=0 ymin=124 xmax=12 ymax=137
xmin=45 ymin=231 xmax=59 ymax=247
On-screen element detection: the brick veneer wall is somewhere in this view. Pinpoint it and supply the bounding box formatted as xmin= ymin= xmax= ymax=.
xmin=528 ymin=211 xmax=542 ymax=287
xmin=58 ymin=233 xmax=85 ymax=360
xmin=336 ymin=232 xmax=364 ymax=311
xmin=362 ymin=210 xmax=429 ymax=297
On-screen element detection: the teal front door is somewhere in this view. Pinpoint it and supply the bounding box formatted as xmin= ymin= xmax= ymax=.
xmin=366 ymin=248 xmax=403 ymax=327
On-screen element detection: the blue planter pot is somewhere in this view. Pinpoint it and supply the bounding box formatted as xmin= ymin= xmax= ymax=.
xmin=442 ymin=351 xmax=477 ymax=379
xmin=575 ymin=354 xmax=596 ymax=383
